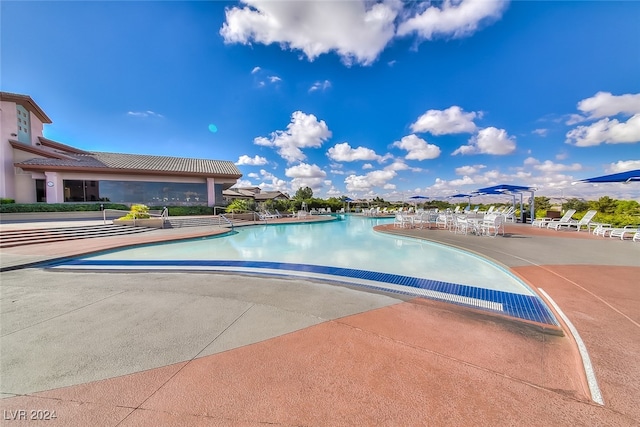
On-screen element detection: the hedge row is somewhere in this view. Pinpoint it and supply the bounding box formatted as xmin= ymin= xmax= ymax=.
xmin=0 ymin=203 xmax=216 ymax=216
xmin=0 ymin=203 xmax=129 ymax=213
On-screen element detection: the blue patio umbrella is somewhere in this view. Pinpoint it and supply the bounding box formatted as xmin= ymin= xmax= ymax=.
xmin=408 ymin=195 xmax=428 ymax=209
xmin=572 ymin=169 xmax=640 ymax=184
xmin=477 ymin=184 xmax=536 ymax=223
xmin=449 ymin=193 xmax=472 ymax=209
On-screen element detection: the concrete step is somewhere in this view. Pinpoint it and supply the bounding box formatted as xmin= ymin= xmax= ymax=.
xmin=0 ymin=225 xmax=155 ymax=248
xmin=164 ymin=216 xmax=255 ymax=228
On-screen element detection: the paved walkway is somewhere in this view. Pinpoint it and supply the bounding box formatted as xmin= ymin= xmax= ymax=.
xmin=0 ymin=218 xmax=638 ymax=426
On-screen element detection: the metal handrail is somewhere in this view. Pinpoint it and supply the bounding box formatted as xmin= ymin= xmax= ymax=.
xmin=103 ymin=208 xmax=166 ymax=227
xmin=218 ymin=214 xmax=234 ymax=229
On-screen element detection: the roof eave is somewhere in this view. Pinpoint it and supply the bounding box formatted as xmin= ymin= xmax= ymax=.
xmin=13 ymin=163 xmax=242 ymax=179
xmin=0 ymin=92 xmax=52 ymax=124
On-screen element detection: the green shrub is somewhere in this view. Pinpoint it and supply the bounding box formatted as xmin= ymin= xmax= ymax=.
xmin=1 ymin=198 xmax=15 ymax=204
xmin=118 ymin=204 xmax=150 ymax=220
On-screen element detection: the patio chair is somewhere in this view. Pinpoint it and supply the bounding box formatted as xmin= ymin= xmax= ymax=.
xmin=479 ymin=213 xmax=504 ymax=237
xmin=550 ymin=210 xmax=597 ymax=232
xmin=545 ymin=209 xmax=577 ymax=230
xmin=394 ymin=213 xmax=413 ymax=228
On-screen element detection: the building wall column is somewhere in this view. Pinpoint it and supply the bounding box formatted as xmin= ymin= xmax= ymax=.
xmin=206 ymin=177 xmax=216 ymax=207
xmin=44 ymin=171 xmax=63 ymax=203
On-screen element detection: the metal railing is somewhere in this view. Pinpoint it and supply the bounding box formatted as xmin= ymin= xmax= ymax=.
xmin=218 ymin=214 xmax=234 ymax=229
xmin=103 ymin=208 xmax=168 ymax=227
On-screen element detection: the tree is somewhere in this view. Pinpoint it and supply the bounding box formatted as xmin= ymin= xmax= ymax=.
xmin=534 ymin=196 xmax=551 ymax=211
xmin=294 ymin=186 xmax=313 ymax=200
xmin=564 ymin=198 xmax=589 ymax=212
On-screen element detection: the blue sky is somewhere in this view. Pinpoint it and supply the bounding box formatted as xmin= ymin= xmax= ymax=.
xmin=2 ymin=1 xmax=639 ymax=201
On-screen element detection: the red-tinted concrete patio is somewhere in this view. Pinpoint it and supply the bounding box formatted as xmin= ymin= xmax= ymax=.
xmin=1 ymin=219 xmax=638 ymax=426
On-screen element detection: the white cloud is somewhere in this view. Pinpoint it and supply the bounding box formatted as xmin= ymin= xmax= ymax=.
xmin=523 ymin=157 xmax=539 ymax=166
xmin=268 ymin=75 xmax=281 ymax=83
xmin=327 ymin=142 xmax=382 ymax=162
xmin=220 ymin=1 xmax=507 ymax=66
xmin=410 ymin=106 xmax=478 ymax=135
xmin=285 ymin=163 xmax=327 ymax=179
xmin=247 ymin=172 xmax=259 ymax=179
xmin=362 ymin=163 xmax=373 ymax=169
xmin=392 ymin=134 xmax=441 ymax=160
xmin=452 ymin=127 xmax=516 ymax=155
xmin=251 ymin=66 xmax=261 ymax=74
xmin=607 ymin=160 xmax=640 ymax=173
xmin=397 ymin=0 xmax=509 ymax=41
xmin=285 ymin=163 xmax=327 ymax=193
xmin=577 ymin=91 xmax=640 ymax=119
xmin=532 ymin=128 xmax=547 ymax=136
xmin=531 ymin=160 xmax=582 ymax=173
xmin=455 ymin=164 xmax=486 ymax=175
xmin=309 ymin=80 xmax=331 ymax=92
xmin=236 ymin=154 xmax=268 ymax=166
xmin=254 ymin=111 xmax=332 ymax=163
xmin=344 ymin=169 xmax=397 ymax=192
xmin=126 ymin=110 xmax=164 ymax=118
xmin=385 ymin=161 xmax=410 ymax=171
xmin=220 ymin=0 xmax=400 ymax=66
xmin=565 ymin=114 xmax=640 ymax=147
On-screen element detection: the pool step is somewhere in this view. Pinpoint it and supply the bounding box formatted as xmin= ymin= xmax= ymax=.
xmin=0 ymin=224 xmax=155 ymax=248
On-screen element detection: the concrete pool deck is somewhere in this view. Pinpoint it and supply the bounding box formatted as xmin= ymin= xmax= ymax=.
xmin=0 ymin=217 xmax=638 ymax=425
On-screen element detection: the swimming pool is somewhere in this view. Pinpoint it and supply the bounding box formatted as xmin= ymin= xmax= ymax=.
xmin=50 ymin=215 xmax=559 ymax=325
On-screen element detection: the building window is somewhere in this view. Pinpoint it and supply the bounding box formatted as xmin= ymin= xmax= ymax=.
xmin=62 ymin=180 xmax=207 ymax=205
xmin=16 ymin=105 xmax=31 ymax=144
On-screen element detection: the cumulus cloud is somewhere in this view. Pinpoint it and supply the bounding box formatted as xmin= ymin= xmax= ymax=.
xmin=607 ymin=160 xmax=640 ymax=173
xmin=531 ymin=160 xmax=582 ymax=173
xmin=565 ymin=114 xmax=640 ymax=147
xmin=220 ymin=0 xmax=400 ymax=66
xmin=455 ymin=164 xmax=486 ymax=175
xmin=254 ymin=111 xmax=332 ymax=163
xmin=411 ymin=106 xmax=478 ymax=135
xmin=565 ymin=92 xmax=640 ymax=146
xmin=327 ymin=142 xmax=383 ymax=162
xmin=452 ymin=127 xmax=516 ymax=155
xmin=397 ymin=0 xmax=509 ymax=40
xmin=251 ymin=66 xmax=261 ymax=74
xmin=309 ymin=80 xmax=331 ymax=92
xmin=285 ymin=163 xmax=328 ymax=192
xmin=392 ymin=134 xmax=441 ymax=160
xmin=236 ymin=154 xmax=268 ymax=166
xmin=220 ymin=0 xmax=507 ymax=66
xmin=344 ymin=169 xmax=397 ymax=192
xmin=576 ymin=91 xmax=640 ymax=119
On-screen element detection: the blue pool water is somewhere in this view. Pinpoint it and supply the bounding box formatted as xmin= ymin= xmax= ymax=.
xmin=51 ymin=215 xmax=559 ymax=325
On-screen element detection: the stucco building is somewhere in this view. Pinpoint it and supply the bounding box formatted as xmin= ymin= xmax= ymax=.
xmin=0 ymin=92 xmax=242 ymax=206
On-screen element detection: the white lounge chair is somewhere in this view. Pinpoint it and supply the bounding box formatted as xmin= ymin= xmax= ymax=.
xmin=545 ymin=209 xmax=577 ymax=230
xmin=532 ymin=210 xmax=566 ymax=228
xmin=550 ymin=210 xmax=597 ymax=232
xmin=609 ymin=226 xmax=640 ymax=240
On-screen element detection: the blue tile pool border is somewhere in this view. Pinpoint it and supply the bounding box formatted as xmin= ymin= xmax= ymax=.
xmin=48 ymin=258 xmax=560 ymax=327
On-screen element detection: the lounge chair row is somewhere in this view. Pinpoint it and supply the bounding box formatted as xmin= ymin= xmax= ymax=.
xmin=532 ymin=209 xmax=598 ymax=232
xmin=532 ymin=209 xmax=639 ymax=241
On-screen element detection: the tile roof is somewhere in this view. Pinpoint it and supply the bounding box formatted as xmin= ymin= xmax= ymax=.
xmin=15 ymin=151 xmax=242 ymax=177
